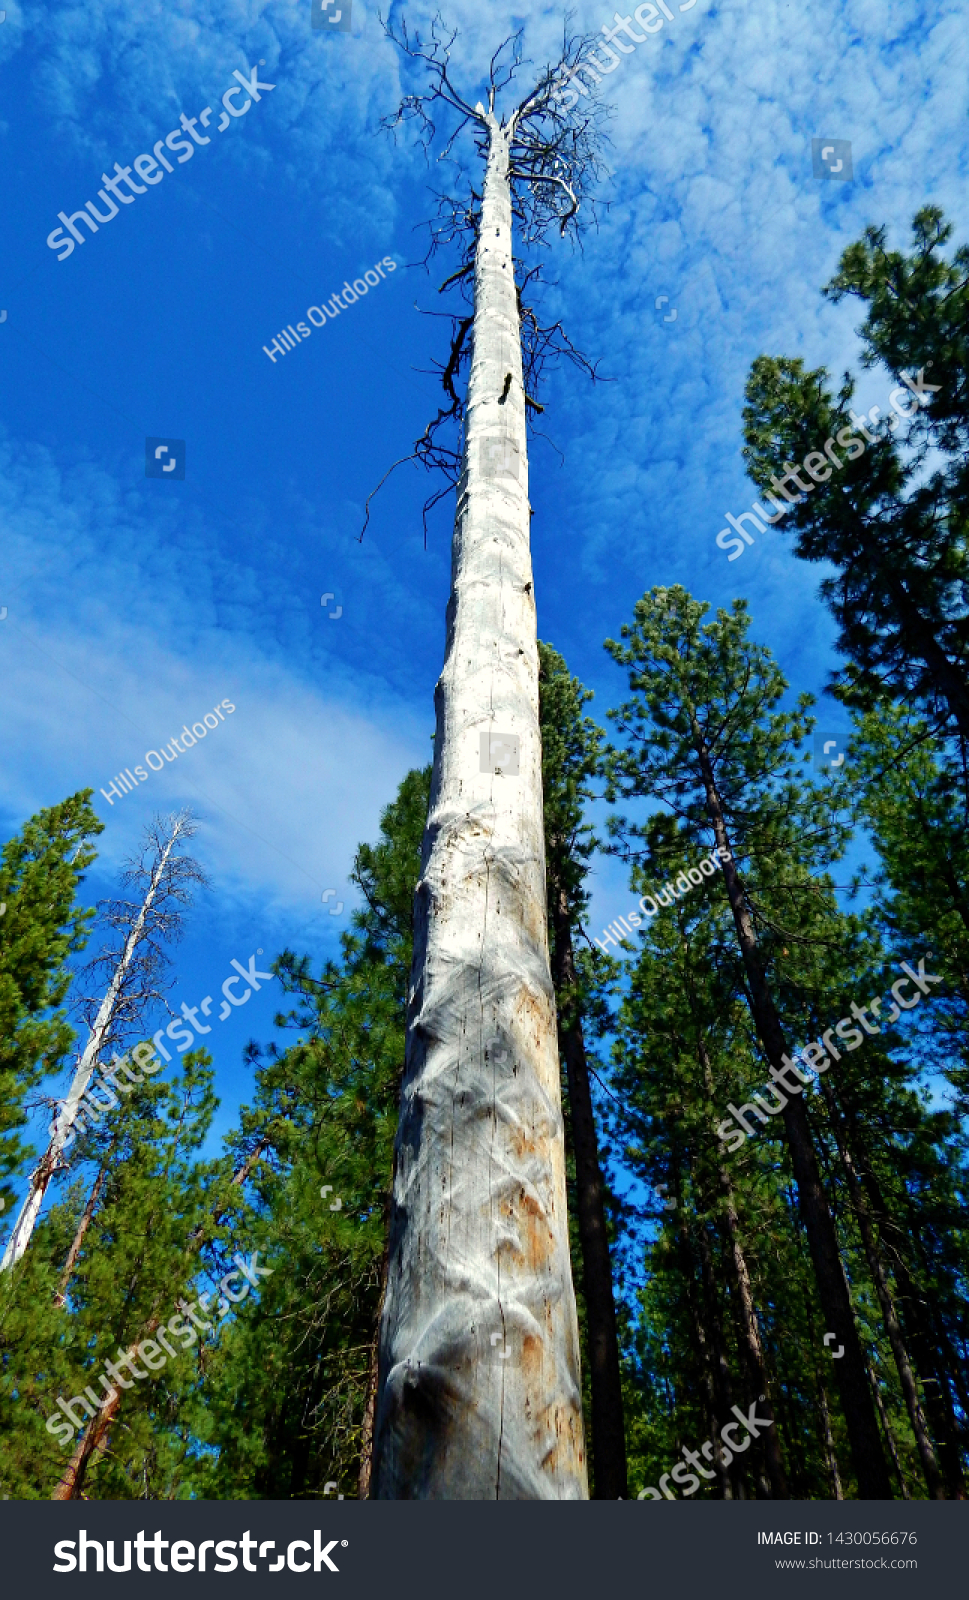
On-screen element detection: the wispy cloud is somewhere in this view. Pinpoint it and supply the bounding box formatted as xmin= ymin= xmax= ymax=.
xmin=0 ymin=434 xmax=428 ymax=913
xmin=4 ymin=0 xmax=967 ymax=936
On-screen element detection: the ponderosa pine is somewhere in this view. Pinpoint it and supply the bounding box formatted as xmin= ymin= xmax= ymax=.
xmin=604 ymin=587 xmax=894 ymax=1499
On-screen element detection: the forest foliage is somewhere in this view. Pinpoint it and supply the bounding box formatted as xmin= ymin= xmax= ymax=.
xmin=0 ymin=209 xmax=966 ymax=1500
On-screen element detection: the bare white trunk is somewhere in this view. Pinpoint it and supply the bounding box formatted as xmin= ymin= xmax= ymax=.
xmin=1 ymin=828 xmax=181 ymax=1273
xmin=372 ymin=116 xmax=588 ymax=1499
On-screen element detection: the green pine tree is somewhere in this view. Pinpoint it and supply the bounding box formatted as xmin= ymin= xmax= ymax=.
xmin=538 ymin=641 xmax=627 ymax=1499
xmin=0 ymin=792 xmax=102 ymax=1208
xmin=847 ymin=702 xmax=968 ymax=1113
xmin=0 ymin=1048 xmax=249 ymax=1500
xmin=741 ymin=208 xmax=969 ymax=738
xmin=186 ymin=767 xmax=431 ymax=1500
xmin=602 ymin=584 xmax=894 ymax=1498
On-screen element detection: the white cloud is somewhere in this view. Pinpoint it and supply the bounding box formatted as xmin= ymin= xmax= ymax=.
xmin=0 ymin=437 xmax=428 ymax=915
xmin=6 ymin=0 xmax=968 ymax=902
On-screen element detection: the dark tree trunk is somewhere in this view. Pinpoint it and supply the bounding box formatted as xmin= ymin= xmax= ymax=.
xmin=868 ymin=1363 xmax=912 ymax=1499
xmin=818 ymin=1380 xmax=844 ymax=1499
xmin=841 ymin=1100 xmax=968 ymax=1499
xmin=550 ymin=888 xmax=628 ymax=1499
xmin=357 ymin=1333 xmax=380 ymax=1500
xmin=697 ymin=1039 xmax=788 ymax=1498
xmin=54 ymin=1166 xmax=107 ymax=1307
xmin=692 ymin=1211 xmax=738 ymax=1498
xmin=690 ymin=721 xmax=894 ymax=1499
xmin=818 ymin=1075 xmax=945 ymax=1497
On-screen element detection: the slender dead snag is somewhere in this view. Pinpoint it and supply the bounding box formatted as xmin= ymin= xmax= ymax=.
xmin=370 ymin=17 xmax=607 ymax=1500
xmin=2 ymin=812 xmax=205 ymax=1273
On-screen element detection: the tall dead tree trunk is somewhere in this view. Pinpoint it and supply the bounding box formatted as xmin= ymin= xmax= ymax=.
xmin=373 ymin=109 xmax=585 ymax=1501
xmin=371 ymin=23 xmax=604 ymax=1499
xmin=2 ymin=811 xmax=202 ymax=1273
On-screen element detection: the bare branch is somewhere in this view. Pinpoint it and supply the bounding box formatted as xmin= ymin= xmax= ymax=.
xmin=360 ymin=12 xmax=609 ymax=542
xmin=72 ymin=810 xmax=208 ymax=1055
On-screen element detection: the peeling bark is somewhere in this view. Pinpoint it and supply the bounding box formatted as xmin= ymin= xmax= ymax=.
xmin=372 ymin=115 xmax=587 ymax=1500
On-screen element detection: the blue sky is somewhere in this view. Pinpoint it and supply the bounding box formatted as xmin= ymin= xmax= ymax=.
xmin=2 ymin=0 xmax=966 ymax=1169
